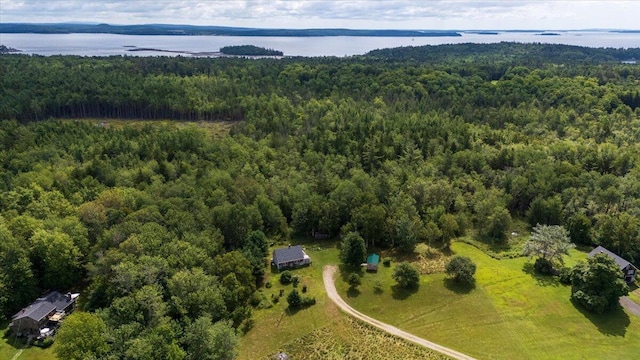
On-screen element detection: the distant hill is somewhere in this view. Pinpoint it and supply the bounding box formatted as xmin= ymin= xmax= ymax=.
xmin=0 ymin=23 xmax=461 ymax=37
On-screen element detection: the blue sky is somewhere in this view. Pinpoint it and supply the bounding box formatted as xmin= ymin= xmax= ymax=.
xmin=1 ymin=0 xmax=639 ymax=30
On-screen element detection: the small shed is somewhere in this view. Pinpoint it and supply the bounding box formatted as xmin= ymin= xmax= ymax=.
xmin=366 ymin=253 xmax=380 ymax=272
xmin=588 ymin=246 xmax=638 ymax=284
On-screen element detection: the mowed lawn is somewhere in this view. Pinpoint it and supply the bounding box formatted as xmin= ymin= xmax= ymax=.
xmin=0 ymin=328 xmax=56 ymax=360
xmin=337 ymin=242 xmax=640 ymax=360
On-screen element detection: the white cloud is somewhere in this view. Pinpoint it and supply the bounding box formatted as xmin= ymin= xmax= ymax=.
xmin=0 ymin=0 xmax=639 ymax=29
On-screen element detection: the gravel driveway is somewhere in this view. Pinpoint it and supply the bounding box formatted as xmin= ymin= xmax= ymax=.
xmin=620 ymin=296 xmax=640 ymax=316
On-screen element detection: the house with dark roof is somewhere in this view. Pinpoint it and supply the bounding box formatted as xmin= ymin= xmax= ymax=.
xmin=272 ymin=245 xmax=311 ymax=271
xmin=9 ymin=291 xmax=79 ymax=336
xmin=588 ymin=246 xmax=638 ymax=284
xmin=366 ymin=253 xmax=380 ymax=272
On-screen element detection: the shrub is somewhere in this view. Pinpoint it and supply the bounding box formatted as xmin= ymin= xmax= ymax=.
xmin=534 ymin=257 xmax=554 ymax=275
xmin=383 ymin=258 xmax=392 ymax=267
xmin=301 ymin=296 xmax=316 ymax=306
xmin=240 ymin=318 xmax=255 ymax=334
xmin=251 ymin=292 xmax=263 ymax=306
xmin=348 ymin=273 xmax=361 ymax=289
xmin=259 ymin=299 xmax=273 ymax=309
xmin=302 ymin=285 xmax=308 ymax=293
xmin=36 ymin=337 xmax=54 ymax=348
xmin=558 ymin=267 xmax=572 ymax=284
xmin=265 ymin=281 xmax=272 ymax=288
xmin=287 ymin=289 xmax=302 ymax=308
xmin=373 ymin=280 xmax=383 ymax=293
xmin=280 ymin=270 xmax=293 ymax=284
xmin=287 ymin=289 xmax=316 ymax=308
xmin=292 ymin=275 xmax=300 ymax=288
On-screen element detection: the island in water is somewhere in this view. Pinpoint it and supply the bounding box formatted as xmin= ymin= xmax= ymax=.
xmin=0 ymin=44 xmax=21 ymax=53
xmin=220 ymin=45 xmax=283 ymax=56
xmin=125 ymin=45 xmax=283 ymax=58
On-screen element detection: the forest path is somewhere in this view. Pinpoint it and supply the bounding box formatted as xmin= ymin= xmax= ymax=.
xmin=323 ymin=265 xmax=476 ymax=360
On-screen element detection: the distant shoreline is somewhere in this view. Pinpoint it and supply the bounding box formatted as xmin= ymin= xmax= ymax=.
xmin=0 ymin=23 xmax=461 ymax=37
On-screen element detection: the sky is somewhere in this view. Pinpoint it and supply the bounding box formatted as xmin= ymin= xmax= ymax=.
xmin=1 ymin=0 xmax=639 ymax=30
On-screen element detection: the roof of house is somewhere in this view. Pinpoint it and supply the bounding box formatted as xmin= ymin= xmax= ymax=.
xmin=588 ymin=246 xmax=637 ymax=270
xmin=273 ymin=245 xmax=305 ymax=264
xmin=12 ymin=302 xmax=56 ymax=323
xmin=367 ymin=253 xmax=380 ymax=264
xmin=12 ymin=291 xmax=79 ymax=322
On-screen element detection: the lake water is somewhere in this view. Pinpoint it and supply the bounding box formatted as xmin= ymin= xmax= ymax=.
xmin=1 ymin=31 xmax=639 ymax=57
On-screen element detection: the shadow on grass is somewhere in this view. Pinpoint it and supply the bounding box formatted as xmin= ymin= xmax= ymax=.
xmin=522 ymin=262 xmax=561 ymax=287
xmin=347 ymin=287 xmax=361 ymax=298
xmin=391 ymin=284 xmax=419 ymax=300
xmin=2 ymin=327 xmax=29 ymax=351
xmin=374 ymin=287 xmax=384 ymax=295
xmin=270 ymin=264 xmax=279 ymax=274
xmin=284 ymin=303 xmax=316 ymax=317
xmin=572 ymin=300 xmax=630 ymax=336
xmin=338 ymin=264 xmax=364 ymax=283
xmin=443 ymin=278 xmax=476 ymax=294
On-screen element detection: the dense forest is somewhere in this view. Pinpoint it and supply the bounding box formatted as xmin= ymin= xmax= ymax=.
xmin=1 ymin=42 xmax=640 ymax=358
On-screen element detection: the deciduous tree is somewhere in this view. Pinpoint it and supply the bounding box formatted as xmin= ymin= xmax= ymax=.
xmin=340 ymin=231 xmax=367 ymax=268
xmin=445 ymin=256 xmax=477 ymax=284
xmin=523 ymin=224 xmax=575 ymax=266
xmin=392 ymin=262 xmax=420 ymax=289
xmin=54 ymin=312 xmax=109 ymax=360
xmin=570 ymin=253 xmax=629 ymax=313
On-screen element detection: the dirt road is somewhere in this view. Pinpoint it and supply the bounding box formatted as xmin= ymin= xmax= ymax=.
xmin=323 ymin=265 xmax=476 ymax=360
xmin=620 ymin=296 xmax=640 ymax=316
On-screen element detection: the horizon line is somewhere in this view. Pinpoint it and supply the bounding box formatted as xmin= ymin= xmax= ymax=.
xmin=2 ymin=22 xmax=639 ymax=32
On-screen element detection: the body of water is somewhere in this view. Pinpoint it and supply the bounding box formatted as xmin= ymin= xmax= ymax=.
xmin=1 ymin=31 xmax=639 ymax=57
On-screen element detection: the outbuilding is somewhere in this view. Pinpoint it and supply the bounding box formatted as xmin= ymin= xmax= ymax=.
xmin=366 ymin=253 xmax=380 ymax=272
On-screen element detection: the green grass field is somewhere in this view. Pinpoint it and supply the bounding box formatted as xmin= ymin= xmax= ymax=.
xmin=0 ymin=322 xmax=56 ymax=360
xmin=265 ymin=316 xmax=449 ymax=360
xmin=336 ymin=242 xmax=640 ymax=360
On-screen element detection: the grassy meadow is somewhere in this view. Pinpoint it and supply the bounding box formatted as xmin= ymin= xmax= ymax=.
xmin=266 ymin=316 xmax=449 ymax=360
xmin=335 ymin=242 xmax=640 ymax=360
